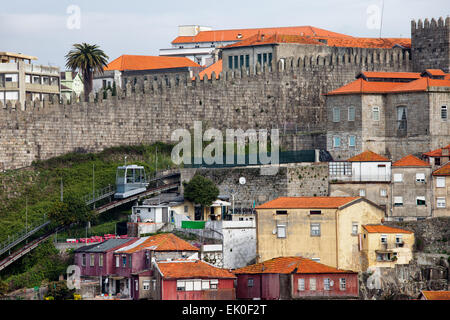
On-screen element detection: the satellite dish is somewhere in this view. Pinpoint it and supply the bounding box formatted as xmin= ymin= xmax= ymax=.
xmin=239 ymin=177 xmax=246 ymax=185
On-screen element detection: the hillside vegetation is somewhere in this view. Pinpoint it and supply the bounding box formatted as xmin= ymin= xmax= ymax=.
xmin=0 ymin=143 xmax=175 ymax=243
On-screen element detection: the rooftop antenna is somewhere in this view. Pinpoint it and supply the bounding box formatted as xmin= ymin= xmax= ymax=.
xmin=379 ymin=0 xmax=385 ymax=38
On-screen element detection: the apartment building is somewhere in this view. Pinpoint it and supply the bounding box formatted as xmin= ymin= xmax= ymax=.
xmin=0 ymin=52 xmax=60 ymax=108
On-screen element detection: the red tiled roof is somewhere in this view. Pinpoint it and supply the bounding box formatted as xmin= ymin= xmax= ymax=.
xmin=117 ymin=233 xmax=199 ymax=253
xmin=233 ymin=256 xmax=355 ymax=275
xmin=363 ymin=225 xmax=413 ymax=234
xmin=433 ymin=162 xmax=450 ymax=176
xmin=347 ymin=150 xmax=390 ymax=162
xmin=157 ymin=260 xmax=236 ymax=279
xmin=223 ymin=33 xmax=324 ymax=49
xmin=256 ymin=196 xmax=359 ymax=209
xmin=423 ymin=144 xmax=450 ymax=157
xmin=195 ymin=59 xmax=222 ymax=80
xmin=104 ymin=55 xmax=200 ymax=71
xmin=323 ymin=37 xmax=411 ymax=49
xmin=421 ymin=291 xmax=450 ymax=300
xmin=392 ymin=155 xmax=430 ymax=167
xmin=172 ymin=26 xmax=353 ymax=44
xmin=326 ymin=77 xmax=450 ymax=95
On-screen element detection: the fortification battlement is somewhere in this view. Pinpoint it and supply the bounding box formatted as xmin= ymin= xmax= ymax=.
xmin=411 ymin=16 xmax=450 ymax=31
xmin=0 ymin=49 xmax=411 ymax=114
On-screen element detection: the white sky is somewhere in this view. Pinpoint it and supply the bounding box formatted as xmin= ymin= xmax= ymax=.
xmin=0 ymin=0 xmax=448 ymax=68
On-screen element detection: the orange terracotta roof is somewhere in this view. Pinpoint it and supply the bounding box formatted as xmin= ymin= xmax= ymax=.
xmin=157 ymin=260 xmax=236 ymax=279
xmin=223 ymin=33 xmax=324 ymax=49
xmin=104 ymin=55 xmax=200 ymax=71
xmin=423 ymin=144 xmax=450 ymax=157
xmin=116 ymin=233 xmax=199 ymax=253
xmin=363 ymin=225 xmax=413 ymax=234
xmin=256 ymin=196 xmax=359 ymax=209
xmin=421 ymin=291 xmax=450 ymax=300
xmin=233 ymin=256 xmax=355 ymax=275
xmin=326 ymin=77 xmax=450 ymax=95
xmin=347 ymin=150 xmax=390 ymax=162
xmin=392 ymin=155 xmax=430 ymax=167
xmin=358 ymin=71 xmax=421 ymax=80
xmin=172 ymin=26 xmax=353 ymax=44
xmin=323 ymin=37 xmax=411 ymax=49
xmin=195 ymin=59 xmax=222 ymax=80
xmin=423 ymin=69 xmax=446 ymax=76
xmin=433 ymin=162 xmax=450 ymax=176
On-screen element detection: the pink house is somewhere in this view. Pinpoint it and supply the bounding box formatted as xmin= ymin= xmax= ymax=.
xmin=233 ymin=256 xmax=359 ymax=300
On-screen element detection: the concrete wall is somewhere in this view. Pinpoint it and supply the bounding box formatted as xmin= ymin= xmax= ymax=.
xmin=391 ymin=166 xmax=433 ymax=220
xmin=222 ymin=220 xmax=256 ymax=269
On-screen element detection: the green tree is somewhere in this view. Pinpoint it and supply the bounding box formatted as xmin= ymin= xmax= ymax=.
xmin=0 ymin=280 xmax=8 ymax=297
xmin=46 ymin=281 xmax=75 ymax=300
xmin=183 ymin=175 xmax=219 ymax=216
xmin=65 ymin=43 xmax=109 ymax=101
xmin=48 ymin=195 xmax=94 ymax=228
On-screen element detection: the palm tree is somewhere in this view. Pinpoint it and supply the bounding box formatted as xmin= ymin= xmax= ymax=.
xmin=65 ymin=43 xmax=109 ymax=101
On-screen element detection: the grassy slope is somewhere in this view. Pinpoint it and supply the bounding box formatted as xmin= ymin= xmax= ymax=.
xmin=0 ymin=143 xmax=175 ymax=243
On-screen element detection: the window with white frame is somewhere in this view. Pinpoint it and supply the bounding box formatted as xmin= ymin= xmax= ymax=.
xmin=394 ymin=196 xmax=403 ymax=206
xmin=135 ymin=280 xmax=138 ymax=291
xmin=115 ymin=256 xmax=119 ymax=268
xmin=152 ymin=279 xmax=156 ymax=291
xmin=333 ymin=136 xmax=341 ymax=148
xmin=339 ymin=278 xmax=346 ymax=291
xmin=352 ymin=222 xmax=358 ymax=235
xmin=416 ymin=173 xmax=425 ymax=182
xmin=395 ymin=234 xmax=403 ymax=244
xmin=90 ymin=254 xmax=95 ymax=267
xmin=122 ymin=256 xmax=127 ymax=268
xmin=298 ymin=278 xmax=305 ymax=291
xmin=437 ymin=177 xmax=446 ymax=188
xmin=394 ymin=173 xmax=403 ymax=182
xmin=309 ymin=278 xmax=316 ymax=291
xmin=193 ymin=280 xmax=202 ymax=291
xmin=210 ymin=279 xmax=218 ymax=289
xmin=441 ymin=106 xmax=448 ymax=120
xmin=202 ymin=280 xmax=210 ymax=290
xmin=177 ymin=280 xmax=186 ymax=291
xmin=324 ymin=278 xmax=330 ymax=290
xmin=277 ymin=224 xmax=286 ymax=238
xmin=348 ymin=106 xmax=355 ymax=121
xmin=82 ymin=254 xmax=86 ymax=266
xmin=185 ymin=281 xmax=194 ymax=291
xmin=349 ymin=135 xmax=356 ymax=147
xmin=99 ymin=254 xmax=103 ymax=267
xmin=143 ymin=280 xmax=150 ymax=290
xmin=437 ymin=197 xmax=446 ymax=208
xmin=380 ymin=189 xmax=387 ymax=197
xmin=310 ymin=223 xmax=321 ymax=236
xmin=359 ymin=189 xmax=366 ymax=197
xmin=416 ymin=196 xmax=426 ymax=206
xmin=372 ymin=107 xmax=380 ymax=121
xmin=311 ymin=258 xmax=321 ymax=262
xmin=380 ymin=234 xmax=387 ymax=243
xmin=332 ymin=107 xmax=340 ymax=122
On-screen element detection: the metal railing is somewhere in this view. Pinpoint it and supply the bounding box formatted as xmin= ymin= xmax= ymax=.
xmin=329 ymin=174 xmax=391 ymax=182
xmin=83 ymin=184 xmax=115 ymax=205
xmin=0 ymin=218 xmax=50 ymax=256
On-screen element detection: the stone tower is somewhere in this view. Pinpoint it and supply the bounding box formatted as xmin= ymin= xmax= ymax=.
xmin=411 ymin=16 xmax=450 ymax=73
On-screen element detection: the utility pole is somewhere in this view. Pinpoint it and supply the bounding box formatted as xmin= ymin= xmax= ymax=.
xmin=60 ymin=177 xmax=63 ymax=202
xmin=92 ymin=164 xmax=95 ymax=211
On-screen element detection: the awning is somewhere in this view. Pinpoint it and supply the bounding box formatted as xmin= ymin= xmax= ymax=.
xmin=182 ymin=221 xmax=205 ymax=229
xmin=211 ymin=200 xmax=231 ymax=207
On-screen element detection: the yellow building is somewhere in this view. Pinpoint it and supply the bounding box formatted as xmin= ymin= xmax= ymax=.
xmin=170 ymin=199 xmax=230 ymax=221
xmin=432 ymin=162 xmax=450 ymax=217
xmin=255 ymin=196 xmax=385 ymax=272
xmin=361 ymin=225 xmax=414 ymax=271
